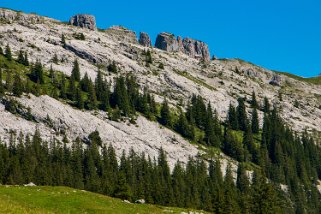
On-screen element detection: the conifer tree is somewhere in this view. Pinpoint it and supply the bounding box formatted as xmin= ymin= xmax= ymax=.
xmin=87 ymin=80 xmax=97 ymax=110
xmin=31 ymin=60 xmax=44 ymax=84
xmin=5 ymin=44 xmax=12 ymax=61
xmin=80 ymin=73 xmax=90 ymax=92
xmin=112 ymin=77 xmax=130 ymax=116
xmin=251 ymin=107 xmax=259 ymax=134
xmin=251 ymin=91 xmax=258 ymax=108
xmin=227 ymin=103 xmax=238 ymax=130
xmin=71 ymin=59 xmax=80 ymax=81
xmin=160 ymin=99 xmax=172 ymax=127
xmin=23 ymin=52 xmax=29 ymax=66
xmin=263 ymin=97 xmax=270 ymax=113
xmin=0 ymin=68 xmax=4 ymax=95
xmin=95 ymin=70 xmax=104 ymax=101
xmin=17 ymin=50 xmax=25 ymax=64
xmin=12 ymin=73 xmax=23 ymax=97
xmin=5 ymin=70 xmax=12 ymax=92
xmin=237 ymin=97 xmax=247 ymax=131
xmin=75 ymin=87 xmax=84 ymax=109
xmin=60 ymin=74 xmax=67 ymax=99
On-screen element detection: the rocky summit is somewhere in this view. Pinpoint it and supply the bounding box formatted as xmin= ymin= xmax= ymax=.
xmin=155 ymin=32 xmax=210 ymax=61
xmin=139 ymin=32 xmax=152 ymax=47
xmin=69 ymin=14 xmax=96 ymax=30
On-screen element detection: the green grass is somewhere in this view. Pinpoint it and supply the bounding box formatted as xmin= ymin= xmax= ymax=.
xmin=0 ymin=186 xmax=205 ymax=214
xmin=276 ymin=71 xmax=321 ymax=85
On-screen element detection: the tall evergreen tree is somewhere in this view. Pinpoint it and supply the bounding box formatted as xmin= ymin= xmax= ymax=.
xmin=251 ymin=107 xmax=259 ymax=134
xmin=71 ymin=59 xmax=80 ymax=81
xmin=160 ymin=99 xmax=172 ymax=127
xmin=237 ymin=97 xmax=247 ymax=131
xmin=5 ymin=44 xmax=12 ymax=61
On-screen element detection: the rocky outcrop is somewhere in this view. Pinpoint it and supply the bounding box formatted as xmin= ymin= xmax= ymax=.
xmin=139 ymin=32 xmax=152 ymax=47
xmin=269 ymin=74 xmax=282 ymax=86
xmin=64 ymin=43 xmax=102 ymax=64
xmin=182 ymin=38 xmax=210 ymax=61
xmin=105 ymin=26 xmax=138 ymax=44
xmin=69 ymin=14 xmax=96 ymax=31
xmin=155 ymin=32 xmax=210 ymax=61
xmin=155 ymin=32 xmax=180 ymax=52
xmin=0 ymin=9 xmax=45 ymax=25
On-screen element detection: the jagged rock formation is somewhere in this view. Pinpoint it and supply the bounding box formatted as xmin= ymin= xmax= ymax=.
xmin=139 ymin=32 xmax=152 ymax=47
xmin=0 ymin=8 xmax=45 ymax=24
xmin=269 ymin=74 xmax=282 ymax=86
xmin=155 ymin=32 xmax=180 ymax=52
xmin=155 ymin=32 xmax=210 ymax=61
xmin=69 ymin=14 xmax=96 ymax=31
xmin=105 ymin=26 xmax=138 ymax=44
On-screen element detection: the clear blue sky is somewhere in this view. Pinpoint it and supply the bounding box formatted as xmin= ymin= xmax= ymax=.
xmin=2 ymin=0 xmax=321 ymax=77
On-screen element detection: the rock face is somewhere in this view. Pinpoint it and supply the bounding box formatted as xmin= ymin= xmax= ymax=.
xmin=155 ymin=32 xmax=210 ymax=61
xmin=0 ymin=9 xmax=45 ymax=24
xmin=269 ymin=74 xmax=282 ymax=86
xmin=182 ymin=38 xmax=210 ymax=61
xmin=155 ymin=32 xmax=180 ymax=52
xmin=69 ymin=14 xmax=96 ymax=31
xmin=139 ymin=32 xmax=152 ymax=47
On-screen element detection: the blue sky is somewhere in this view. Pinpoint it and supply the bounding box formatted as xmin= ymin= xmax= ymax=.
xmin=2 ymin=0 xmax=321 ymax=77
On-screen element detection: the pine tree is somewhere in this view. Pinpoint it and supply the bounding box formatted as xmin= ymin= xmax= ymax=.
xmin=12 ymin=73 xmax=23 ymax=97
xmin=237 ymin=97 xmax=247 ymax=131
xmin=68 ymin=76 xmax=76 ymax=101
xmin=60 ymin=74 xmax=67 ymax=99
xmin=160 ymin=99 xmax=172 ymax=127
xmin=17 ymin=50 xmax=25 ymax=64
xmin=23 ymin=52 xmax=29 ymax=66
xmin=0 ymin=68 xmax=4 ymax=95
xmin=227 ymin=103 xmax=238 ymax=130
xmin=5 ymin=44 xmax=12 ymax=61
xmin=112 ymin=77 xmax=130 ymax=116
xmin=251 ymin=107 xmax=259 ymax=134
xmin=75 ymin=87 xmax=84 ymax=109
xmin=86 ymin=80 xmax=97 ymax=110
xmin=80 ymin=73 xmax=90 ymax=92
xmin=95 ymin=70 xmax=104 ymax=101
xmin=5 ymin=70 xmax=12 ymax=92
xmin=61 ymin=34 xmax=66 ymax=46
xmin=107 ymin=61 xmax=117 ymax=73
xmin=263 ymin=97 xmax=270 ymax=113
xmin=31 ymin=60 xmax=44 ymax=84
xmin=71 ymin=59 xmax=80 ymax=81
xmin=251 ymin=91 xmax=258 ymax=108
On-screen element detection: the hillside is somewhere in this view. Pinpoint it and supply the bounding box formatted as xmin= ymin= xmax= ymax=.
xmin=0 ymin=186 xmax=205 ymax=214
xmin=1 ymin=8 xmax=321 ymax=213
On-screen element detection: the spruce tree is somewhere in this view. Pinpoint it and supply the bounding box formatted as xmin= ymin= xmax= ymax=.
xmin=251 ymin=107 xmax=259 ymax=134
xmin=0 ymin=68 xmax=4 ymax=95
xmin=160 ymin=99 xmax=172 ymax=127
xmin=23 ymin=52 xmax=29 ymax=66
xmin=12 ymin=73 xmax=23 ymax=97
xmin=227 ymin=103 xmax=238 ymax=130
xmin=263 ymin=97 xmax=270 ymax=113
xmin=75 ymin=87 xmax=84 ymax=109
xmin=112 ymin=77 xmax=130 ymax=116
xmin=31 ymin=60 xmax=44 ymax=84
xmin=17 ymin=50 xmax=25 ymax=64
xmin=251 ymin=91 xmax=258 ymax=108
xmin=71 ymin=59 xmax=80 ymax=81
xmin=5 ymin=44 xmax=12 ymax=61
xmin=237 ymin=97 xmax=247 ymax=131
xmin=87 ymin=80 xmax=97 ymax=110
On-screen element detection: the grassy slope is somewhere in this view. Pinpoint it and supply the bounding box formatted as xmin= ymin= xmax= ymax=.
xmin=0 ymin=186 xmax=205 ymax=214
